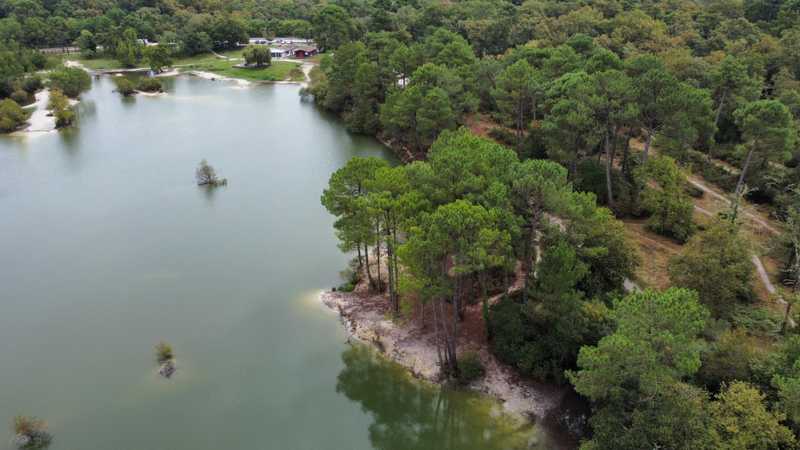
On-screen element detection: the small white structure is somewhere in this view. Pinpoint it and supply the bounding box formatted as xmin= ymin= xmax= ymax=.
xmin=270 ymin=37 xmax=314 ymax=45
xmin=270 ymin=48 xmax=291 ymax=58
xmin=248 ymin=37 xmax=269 ymax=45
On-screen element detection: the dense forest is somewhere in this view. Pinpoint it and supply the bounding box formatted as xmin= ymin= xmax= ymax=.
xmin=5 ymin=0 xmax=800 ymax=448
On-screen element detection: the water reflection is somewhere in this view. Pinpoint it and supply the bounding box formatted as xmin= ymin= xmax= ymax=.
xmin=336 ymin=345 xmax=548 ymax=450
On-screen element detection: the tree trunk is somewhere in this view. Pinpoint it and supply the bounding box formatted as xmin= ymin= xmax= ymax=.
xmin=783 ymin=301 xmax=793 ymax=335
xmin=713 ymin=89 xmax=728 ymax=134
xmin=522 ymin=208 xmax=539 ymax=304
xmin=570 ymin=156 xmax=578 ymax=181
xmin=517 ymin=102 xmax=524 ymax=152
xmin=364 ymin=242 xmax=375 ymax=289
xmin=433 ymin=298 xmax=444 ymax=370
xmin=392 ymin=224 xmax=400 ymax=313
xmin=604 ymin=127 xmax=615 ymax=208
xmin=357 ymin=244 xmax=364 ymax=271
xmin=386 ymin=216 xmax=397 ymax=315
xmin=642 ymin=130 xmax=653 ymax=164
xmin=375 ymin=222 xmax=382 ymax=292
xmin=734 ymin=146 xmax=755 ymax=199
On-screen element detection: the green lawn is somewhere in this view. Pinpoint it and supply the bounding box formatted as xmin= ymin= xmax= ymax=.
xmin=66 ymin=50 xmax=303 ymax=82
xmin=66 ymin=56 xmax=125 ymax=70
xmin=179 ymin=57 xmax=303 ymax=82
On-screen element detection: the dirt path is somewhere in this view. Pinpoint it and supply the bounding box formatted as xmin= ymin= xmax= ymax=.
xmin=686 ymin=172 xmax=794 ymax=325
xmin=687 ymin=177 xmax=781 ymax=235
xmin=22 ymin=89 xmax=55 ymax=133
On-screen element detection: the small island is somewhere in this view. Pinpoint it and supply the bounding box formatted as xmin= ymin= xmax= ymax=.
xmin=114 ymin=77 xmax=164 ymax=97
xmin=11 ymin=416 xmax=52 ymax=450
xmin=155 ymin=341 xmax=176 ymax=379
xmin=195 ymin=159 xmax=227 ymax=187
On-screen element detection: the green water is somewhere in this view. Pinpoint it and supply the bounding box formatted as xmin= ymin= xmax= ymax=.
xmin=0 ymin=76 xmax=571 ymax=450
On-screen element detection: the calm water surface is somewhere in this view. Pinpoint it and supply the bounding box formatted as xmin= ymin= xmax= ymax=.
xmin=0 ymin=76 xmax=567 ymax=450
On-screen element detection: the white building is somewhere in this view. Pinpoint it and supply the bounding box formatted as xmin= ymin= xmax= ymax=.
xmin=270 ymin=48 xmax=291 ymax=58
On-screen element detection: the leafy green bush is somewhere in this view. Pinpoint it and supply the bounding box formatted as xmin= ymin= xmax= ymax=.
xmin=114 ymin=78 xmax=136 ymax=96
xmin=697 ymin=328 xmax=766 ymax=392
xmin=22 ymin=75 xmax=43 ymax=94
xmin=10 ymin=89 xmax=30 ymax=106
xmin=336 ymin=266 xmax=360 ymax=292
xmin=638 ymin=156 xmax=696 ymax=243
xmin=49 ymin=67 xmax=91 ymax=98
xmin=686 ymin=150 xmax=738 ymax=193
xmin=456 ymin=351 xmax=485 ymax=385
xmin=243 ymin=45 xmax=271 ymax=67
xmin=0 ymin=99 xmax=29 ymax=133
xmin=685 ymin=182 xmax=704 ymax=198
xmin=155 ymin=341 xmax=174 ymax=364
xmin=487 ymin=127 xmax=516 ymax=146
xmin=730 ymin=306 xmax=781 ymax=337
xmin=137 ymin=77 xmax=163 ymax=93
xmin=48 ymin=89 xmax=75 ymax=128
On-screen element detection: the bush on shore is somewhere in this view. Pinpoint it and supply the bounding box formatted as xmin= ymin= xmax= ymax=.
xmin=137 ymin=77 xmax=162 ymax=93
xmin=114 ymin=78 xmax=136 ymax=96
xmin=49 ymin=68 xmax=91 ymax=98
xmin=455 ymin=352 xmax=485 ymax=385
xmin=0 ymin=98 xmax=29 ymax=133
xmin=48 ymin=89 xmax=75 ymax=128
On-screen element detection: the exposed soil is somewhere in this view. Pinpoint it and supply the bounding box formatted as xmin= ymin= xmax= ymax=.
xmin=320 ymin=272 xmax=576 ymax=424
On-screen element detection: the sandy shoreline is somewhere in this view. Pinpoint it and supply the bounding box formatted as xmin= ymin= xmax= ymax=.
xmin=15 ymin=89 xmax=80 ymax=135
xmin=319 ymin=285 xmax=575 ymax=422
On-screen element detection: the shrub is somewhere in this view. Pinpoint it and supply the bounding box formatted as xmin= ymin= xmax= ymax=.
xmin=697 ymin=328 xmax=766 ymax=392
xmin=48 ymin=90 xmax=75 ymax=128
xmin=685 ymin=182 xmax=704 ymax=198
xmin=638 ymin=156 xmax=696 ymax=243
xmin=487 ymin=127 xmax=516 ymax=147
xmin=10 ymin=89 xmax=31 ymax=106
xmin=456 ymin=351 xmax=485 ymax=385
xmin=114 ymin=78 xmax=136 ymax=96
xmin=730 ymin=305 xmax=781 ymax=337
xmin=336 ymin=265 xmax=360 ymax=292
xmin=669 ymin=220 xmax=753 ymax=318
xmin=243 ymin=45 xmax=271 ymax=67
xmin=155 ymin=341 xmax=174 ymax=364
xmin=22 ymin=75 xmax=43 ymax=94
xmin=49 ymin=67 xmax=91 ymax=98
xmin=12 ymin=415 xmax=52 ymax=450
xmin=686 ymin=149 xmax=738 ymax=192
xmin=137 ymin=77 xmax=162 ymax=93
xmin=0 ymin=99 xmax=29 ymax=133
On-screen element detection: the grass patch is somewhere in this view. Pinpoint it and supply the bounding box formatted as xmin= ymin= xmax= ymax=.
xmin=173 ymin=51 xmax=302 ymax=81
xmin=183 ymin=60 xmax=300 ymax=81
xmin=61 ymin=51 xmax=303 ymax=82
xmin=69 ymin=56 xmax=124 ymax=70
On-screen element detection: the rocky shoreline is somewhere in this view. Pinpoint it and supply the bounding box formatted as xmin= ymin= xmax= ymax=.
xmin=320 ymin=283 xmax=578 ymax=424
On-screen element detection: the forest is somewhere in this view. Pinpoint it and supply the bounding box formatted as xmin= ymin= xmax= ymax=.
xmin=3 ymin=0 xmax=800 ymax=448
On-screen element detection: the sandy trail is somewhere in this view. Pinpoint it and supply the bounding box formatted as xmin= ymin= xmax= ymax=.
xmin=687 ymin=174 xmax=793 ymax=325
xmin=22 ymin=89 xmax=56 ymax=133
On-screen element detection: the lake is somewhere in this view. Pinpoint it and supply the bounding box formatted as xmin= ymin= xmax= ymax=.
xmin=0 ymin=76 xmax=572 ymax=450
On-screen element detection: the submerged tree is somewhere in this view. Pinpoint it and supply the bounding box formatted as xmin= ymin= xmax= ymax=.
xmin=195 ymin=159 xmax=227 ymax=187
xmin=12 ymin=416 xmax=52 ymax=450
xmin=155 ymin=340 xmax=176 ymax=378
